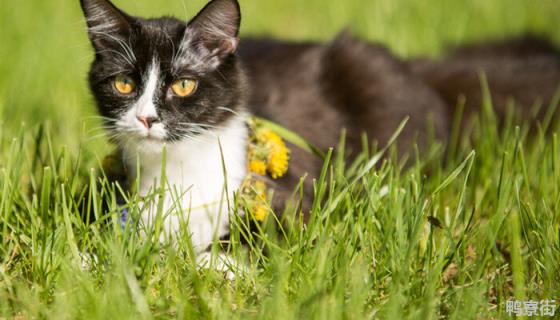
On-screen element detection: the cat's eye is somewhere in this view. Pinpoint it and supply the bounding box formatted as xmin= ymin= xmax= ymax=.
xmin=114 ymin=75 xmax=136 ymax=95
xmin=171 ymin=79 xmax=197 ymax=97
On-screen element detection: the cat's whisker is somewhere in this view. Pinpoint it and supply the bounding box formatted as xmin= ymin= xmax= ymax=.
xmin=177 ymin=121 xmax=220 ymax=127
xmin=85 ymin=132 xmax=114 ymax=142
xmin=86 ymin=128 xmax=117 ymax=137
xmin=182 ymin=135 xmax=205 ymax=144
xmin=102 ymin=69 xmax=136 ymax=80
xmin=175 ymin=126 xmax=208 ymax=135
xmin=87 ymin=126 xmax=127 ymax=137
xmin=177 ymin=122 xmax=220 ymax=130
xmin=179 ymin=0 xmax=190 ymax=22
xmin=174 ymin=128 xmax=200 ymax=136
xmin=86 ymin=124 xmax=140 ymax=139
xmin=86 ymin=129 xmax=109 ymax=137
xmin=95 ymin=49 xmax=136 ymax=67
xmin=216 ymin=107 xmax=239 ymax=116
xmin=174 ymin=33 xmax=191 ymax=65
xmin=89 ymin=30 xmax=137 ymax=64
xmin=163 ymin=31 xmax=179 ymax=67
xmin=85 ymin=119 xmax=118 ymax=128
xmin=81 ymin=115 xmax=116 ymax=122
xmin=172 ymin=129 xmax=208 ymax=143
xmin=85 ymin=123 xmax=119 ymax=131
xmin=86 ymin=122 xmax=121 ymax=130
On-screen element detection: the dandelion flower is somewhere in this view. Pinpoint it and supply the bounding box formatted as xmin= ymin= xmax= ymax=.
xmin=254 ymin=128 xmax=290 ymax=179
xmin=249 ymin=159 xmax=267 ymax=175
xmin=267 ymin=145 xmax=289 ymax=179
xmin=253 ymin=204 xmax=269 ymax=222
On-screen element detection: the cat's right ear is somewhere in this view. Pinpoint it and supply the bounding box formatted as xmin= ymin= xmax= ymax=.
xmin=186 ymin=0 xmax=241 ymax=58
xmin=80 ymin=0 xmax=132 ymax=50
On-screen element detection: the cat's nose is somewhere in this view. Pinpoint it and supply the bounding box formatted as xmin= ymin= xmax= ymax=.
xmin=137 ymin=116 xmax=159 ymax=129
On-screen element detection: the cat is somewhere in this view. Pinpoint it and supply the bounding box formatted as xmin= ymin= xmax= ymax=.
xmin=80 ymin=0 xmax=560 ymax=261
xmin=81 ymin=0 xmax=247 ymax=264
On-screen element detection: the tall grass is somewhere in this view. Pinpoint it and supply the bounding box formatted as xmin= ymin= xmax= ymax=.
xmin=0 ymin=0 xmax=559 ymax=319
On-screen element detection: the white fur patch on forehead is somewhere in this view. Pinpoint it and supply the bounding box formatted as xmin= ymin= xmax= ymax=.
xmin=116 ymin=59 xmax=167 ymax=143
xmin=135 ymin=60 xmax=160 ymax=119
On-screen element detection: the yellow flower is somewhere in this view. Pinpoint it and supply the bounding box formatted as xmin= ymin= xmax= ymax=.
xmin=249 ymin=159 xmax=267 ymax=175
xmin=267 ymin=145 xmax=289 ymax=179
xmin=253 ymin=204 xmax=269 ymax=222
xmin=254 ymin=128 xmax=290 ymax=179
xmin=256 ymin=128 xmax=283 ymax=145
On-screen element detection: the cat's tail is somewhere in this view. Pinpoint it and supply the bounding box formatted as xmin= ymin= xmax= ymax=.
xmin=411 ymin=35 xmax=560 ymax=127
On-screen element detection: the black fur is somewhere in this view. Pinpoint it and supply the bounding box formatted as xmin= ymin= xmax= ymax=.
xmin=412 ymin=36 xmax=560 ymax=125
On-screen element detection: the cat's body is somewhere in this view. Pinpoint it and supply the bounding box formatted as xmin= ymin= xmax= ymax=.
xmin=239 ymin=35 xmax=560 ymax=208
xmin=238 ymin=35 xmax=451 ymax=208
xmin=80 ymin=0 xmax=560 ymax=260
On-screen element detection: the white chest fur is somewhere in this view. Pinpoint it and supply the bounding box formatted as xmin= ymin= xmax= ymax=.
xmin=122 ymin=115 xmax=248 ymax=252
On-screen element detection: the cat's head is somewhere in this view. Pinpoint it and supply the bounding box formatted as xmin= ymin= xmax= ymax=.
xmin=81 ymin=0 xmax=244 ymax=150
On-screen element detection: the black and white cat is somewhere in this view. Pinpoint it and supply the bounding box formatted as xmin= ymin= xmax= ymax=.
xmin=81 ymin=0 xmax=248 ymax=259
xmin=81 ymin=0 xmax=560 ymax=262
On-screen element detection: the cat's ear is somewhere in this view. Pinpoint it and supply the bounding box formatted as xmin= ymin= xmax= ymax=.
xmin=186 ymin=0 xmax=241 ymax=57
xmin=80 ymin=0 xmax=133 ymax=50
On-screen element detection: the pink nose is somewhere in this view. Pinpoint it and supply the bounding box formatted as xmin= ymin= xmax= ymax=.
xmin=137 ymin=116 xmax=159 ymax=129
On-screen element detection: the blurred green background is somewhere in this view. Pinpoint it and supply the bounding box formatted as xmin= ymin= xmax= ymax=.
xmin=0 ymin=0 xmax=559 ymax=151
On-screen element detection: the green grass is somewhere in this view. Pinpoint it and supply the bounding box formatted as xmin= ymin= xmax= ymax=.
xmin=1 ymin=0 xmax=560 ymax=319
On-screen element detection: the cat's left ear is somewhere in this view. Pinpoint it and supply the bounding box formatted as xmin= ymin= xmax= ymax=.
xmin=80 ymin=0 xmax=133 ymax=50
xmin=186 ymin=0 xmax=241 ymax=57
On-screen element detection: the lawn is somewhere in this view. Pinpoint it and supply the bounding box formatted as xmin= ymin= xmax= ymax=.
xmin=1 ymin=0 xmax=560 ymax=319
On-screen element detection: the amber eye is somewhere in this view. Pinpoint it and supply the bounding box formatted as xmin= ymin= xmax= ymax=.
xmin=114 ymin=75 xmax=136 ymax=94
xmin=171 ymin=79 xmax=197 ymax=97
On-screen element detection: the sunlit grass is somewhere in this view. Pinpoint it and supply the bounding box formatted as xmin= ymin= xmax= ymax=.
xmin=0 ymin=0 xmax=559 ymax=318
